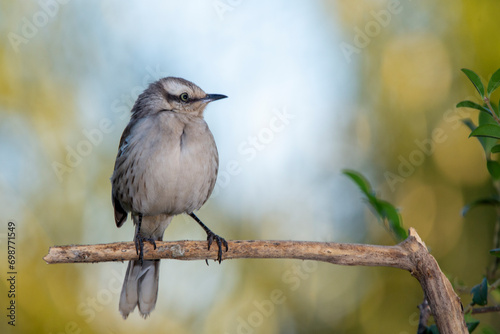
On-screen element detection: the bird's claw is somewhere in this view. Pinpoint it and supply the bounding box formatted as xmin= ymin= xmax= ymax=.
xmin=134 ymin=234 xmax=157 ymax=265
xmin=206 ymin=231 xmax=228 ymax=264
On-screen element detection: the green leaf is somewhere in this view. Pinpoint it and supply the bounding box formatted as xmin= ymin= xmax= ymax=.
xmin=343 ymin=170 xmax=373 ymax=196
xmin=464 ymin=313 xmax=480 ymax=333
xmin=464 ymin=116 xmax=498 ymax=157
xmin=462 ymin=119 xmax=476 ymax=132
xmin=471 ymin=277 xmax=488 ymax=306
xmin=491 ymin=145 xmax=500 ymax=153
xmin=479 ymin=109 xmax=497 ymax=126
xmin=377 ymin=200 xmax=407 ymax=241
xmin=462 ymin=196 xmax=500 ymax=216
xmin=456 ymin=100 xmax=491 ymax=114
xmin=469 ymin=124 xmax=500 ymax=139
xmin=490 ymin=248 xmax=500 ymax=258
xmin=487 ymin=160 xmax=500 ymax=180
xmin=478 ymin=112 xmax=499 ymax=155
xmin=466 ymin=320 xmax=480 ymax=332
xmin=462 ymin=68 xmax=485 ymax=98
xmin=344 ymin=170 xmax=406 ymax=242
xmin=487 ymin=68 xmax=500 ymax=97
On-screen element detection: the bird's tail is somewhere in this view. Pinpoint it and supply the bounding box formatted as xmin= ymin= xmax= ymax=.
xmin=118 ymin=214 xmax=172 ymax=319
xmin=119 ymin=258 xmax=160 ymax=319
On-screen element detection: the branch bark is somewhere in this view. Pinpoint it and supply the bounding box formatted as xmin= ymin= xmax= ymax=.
xmin=43 ymin=227 xmax=467 ymax=334
xmin=471 ymin=305 xmax=500 ymax=314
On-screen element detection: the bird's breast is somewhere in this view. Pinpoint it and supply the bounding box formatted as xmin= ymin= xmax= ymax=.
xmin=132 ymin=114 xmax=219 ymax=215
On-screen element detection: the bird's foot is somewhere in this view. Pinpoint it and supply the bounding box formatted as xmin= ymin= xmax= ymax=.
xmin=206 ymin=231 xmax=229 ymax=265
xmin=134 ymin=234 xmax=157 ymax=265
xmin=188 ymin=212 xmax=228 ymax=265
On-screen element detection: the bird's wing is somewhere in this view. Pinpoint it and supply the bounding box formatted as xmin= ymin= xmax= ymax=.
xmin=112 ymin=193 xmax=128 ymax=227
xmin=111 ymin=122 xmax=135 ymax=227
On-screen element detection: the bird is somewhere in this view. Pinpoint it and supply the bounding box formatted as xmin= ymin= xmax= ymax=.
xmin=110 ymin=77 xmax=228 ymax=319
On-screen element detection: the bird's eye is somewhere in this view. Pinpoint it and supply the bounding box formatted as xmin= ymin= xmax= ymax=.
xmin=179 ymin=93 xmax=189 ymax=102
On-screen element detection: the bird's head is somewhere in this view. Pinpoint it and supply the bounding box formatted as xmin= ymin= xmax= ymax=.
xmin=131 ymin=77 xmax=227 ymax=118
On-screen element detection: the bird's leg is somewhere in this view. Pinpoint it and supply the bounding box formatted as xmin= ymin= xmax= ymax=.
xmin=189 ymin=212 xmax=228 ymax=264
xmin=134 ymin=213 xmax=157 ymax=265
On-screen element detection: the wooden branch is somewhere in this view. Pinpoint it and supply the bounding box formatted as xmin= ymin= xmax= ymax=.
xmin=43 ymin=240 xmax=412 ymax=267
xmin=471 ymin=305 xmax=500 ymax=314
xmin=43 ymin=228 xmax=467 ymax=334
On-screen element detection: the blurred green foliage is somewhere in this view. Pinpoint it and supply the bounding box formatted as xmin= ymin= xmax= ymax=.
xmin=343 ymin=169 xmax=407 ymax=241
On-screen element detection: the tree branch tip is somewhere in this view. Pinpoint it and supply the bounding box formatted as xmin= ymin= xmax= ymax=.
xmin=406 ymin=227 xmax=426 ymax=247
xmin=408 ymin=227 xmax=418 ymax=238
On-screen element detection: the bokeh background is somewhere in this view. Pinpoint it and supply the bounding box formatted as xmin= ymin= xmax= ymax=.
xmin=1 ymin=0 xmax=499 ymax=333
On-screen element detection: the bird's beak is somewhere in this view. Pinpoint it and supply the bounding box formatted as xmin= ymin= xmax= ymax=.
xmin=204 ymin=94 xmax=228 ymax=103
